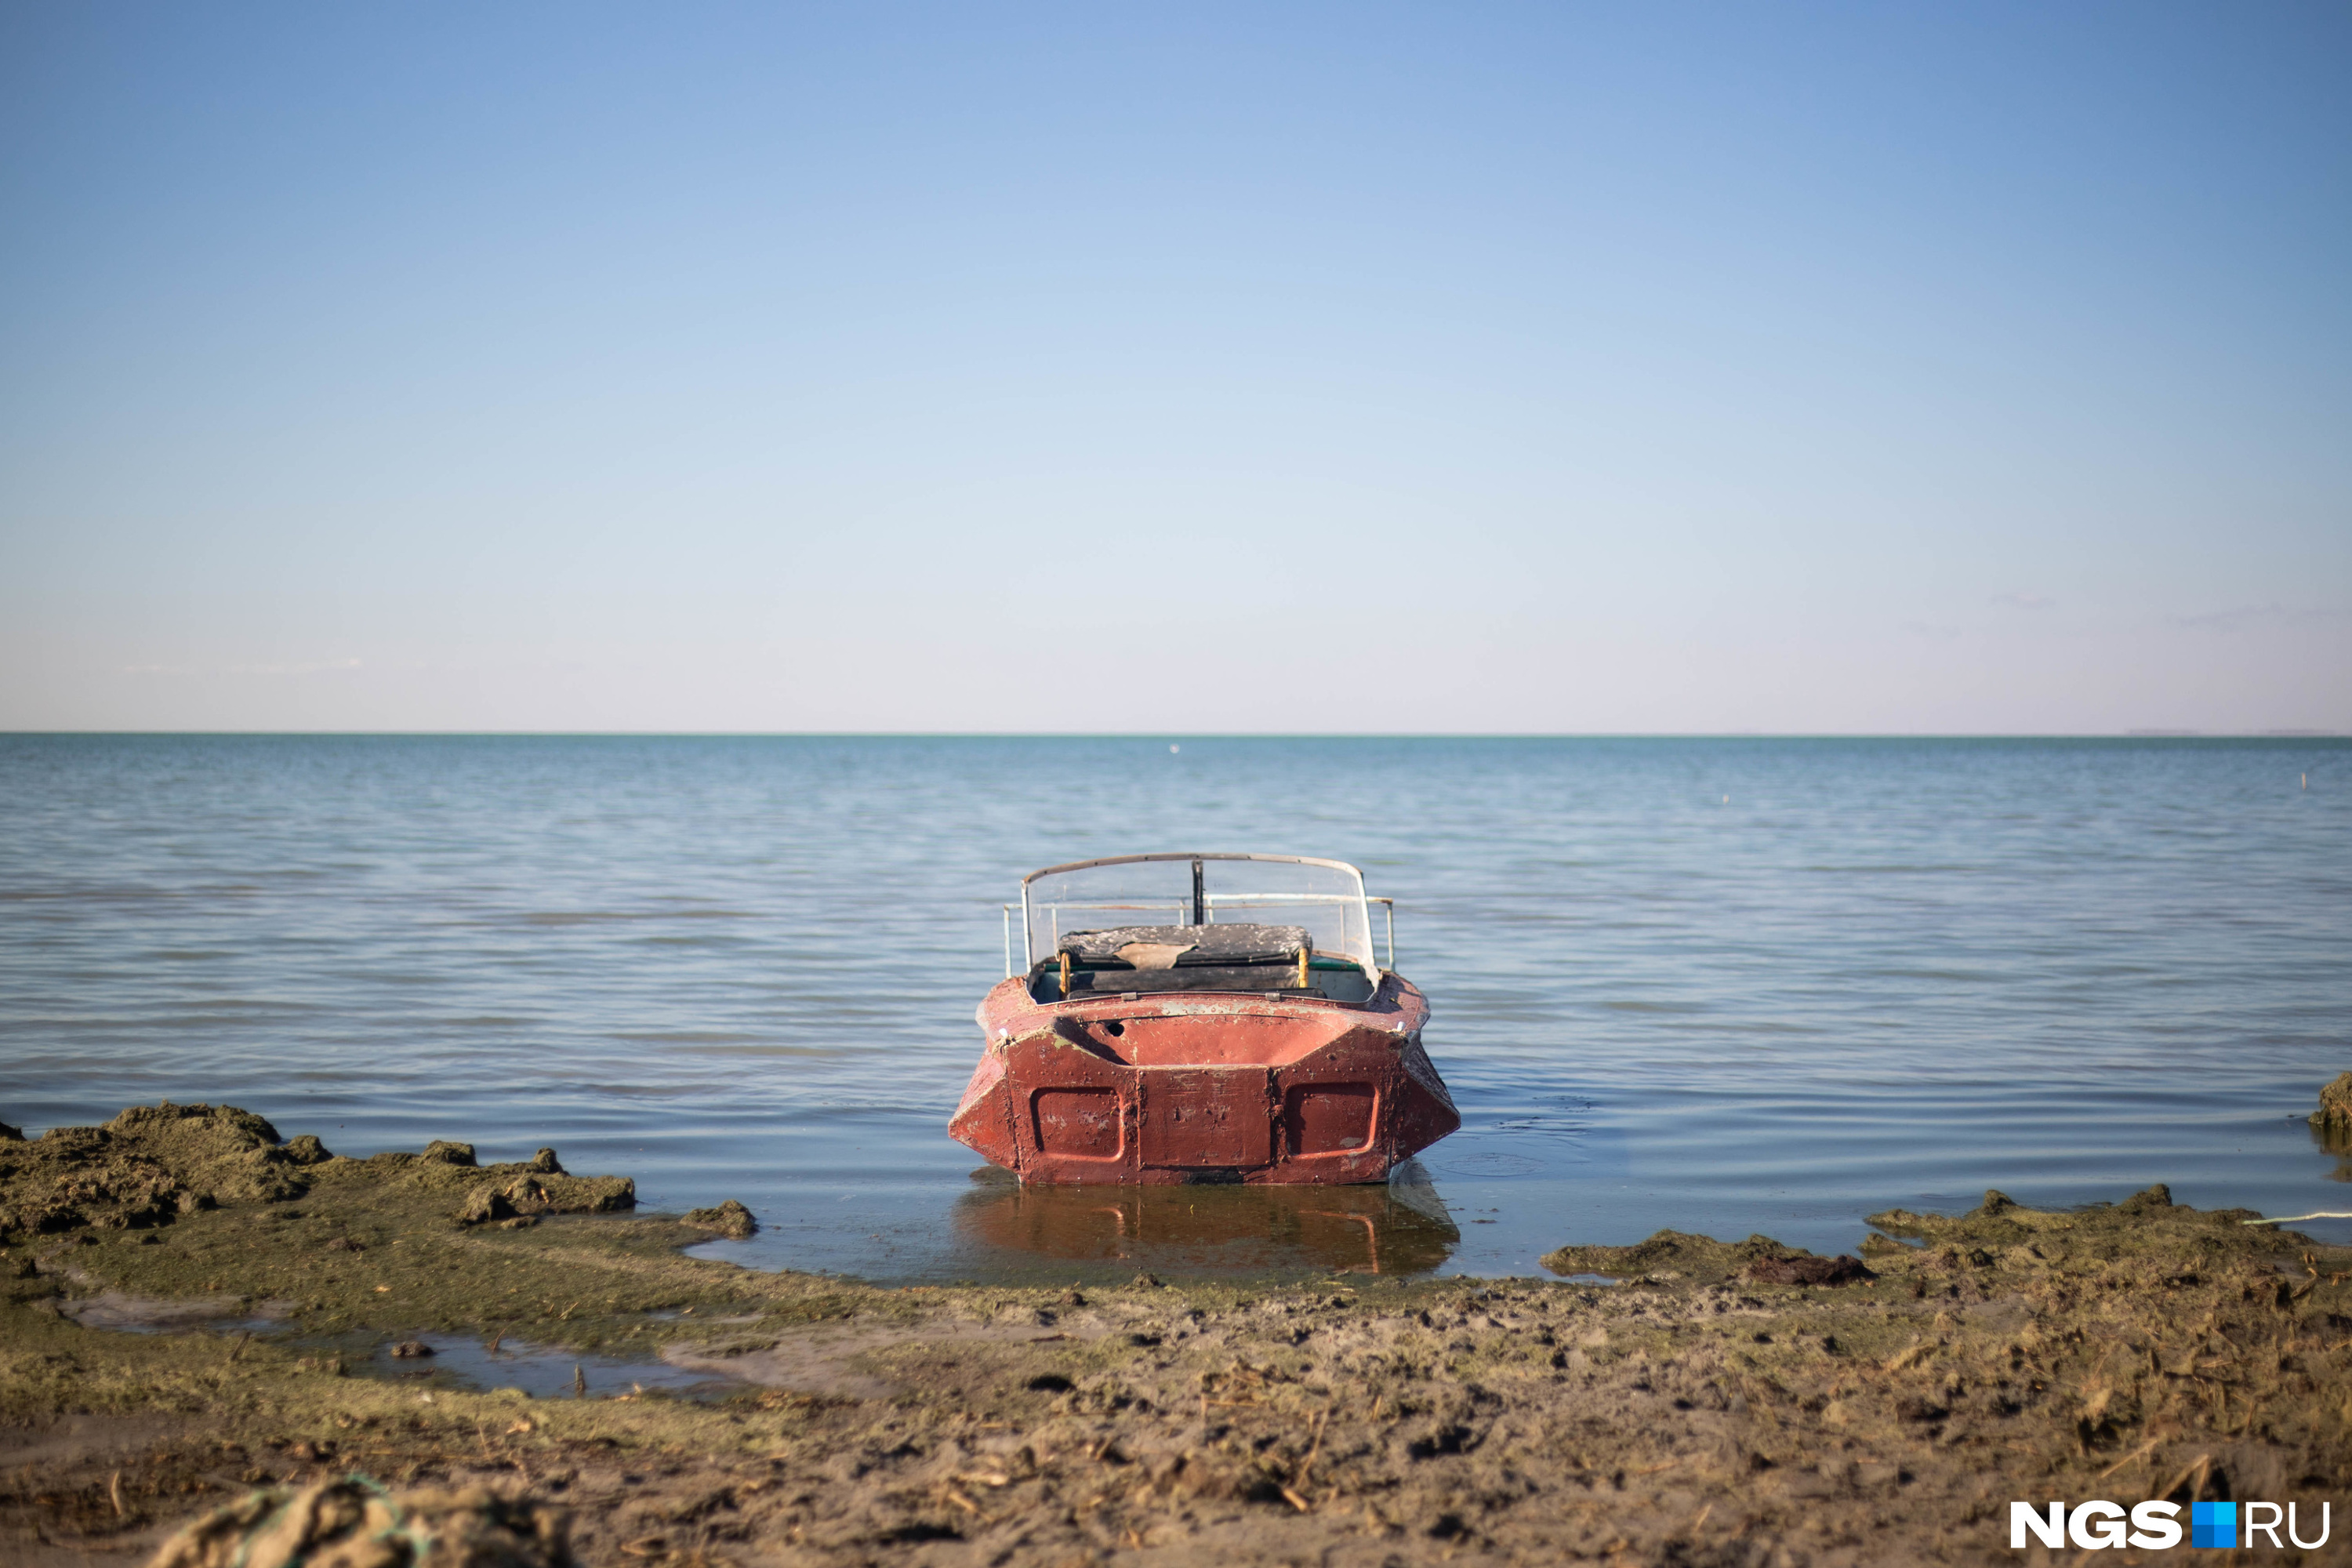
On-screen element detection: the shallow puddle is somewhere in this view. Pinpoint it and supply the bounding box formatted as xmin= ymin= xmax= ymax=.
xmin=60 ymin=1294 xmax=749 ymax=1402
xmin=54 ymin=1290 xmax=296 ymax=1335
xmin=361 ymin=1332 xmax=742 ymax=1401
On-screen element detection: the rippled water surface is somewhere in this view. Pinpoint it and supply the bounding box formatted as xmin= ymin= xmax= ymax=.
xmin=2 ymin=735 xmax=2346 ymax=1280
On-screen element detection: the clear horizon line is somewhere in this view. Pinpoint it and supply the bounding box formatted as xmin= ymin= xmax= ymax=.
xmin=2 ymin=729 xmax=2344 ymax=742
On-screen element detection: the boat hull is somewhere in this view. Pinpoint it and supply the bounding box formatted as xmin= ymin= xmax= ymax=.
xmin=949 ymin=973 xmax=1458 ymax=1185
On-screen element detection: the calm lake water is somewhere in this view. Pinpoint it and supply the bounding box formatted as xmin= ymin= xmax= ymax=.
xmin=2 ymin=735 xmax=2346 ymax=1283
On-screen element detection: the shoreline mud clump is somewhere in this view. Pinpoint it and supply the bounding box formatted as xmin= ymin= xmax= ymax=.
xmin=5 ymin=1103 xmax=2351 ymax=1566
xmin=1541 ymin=1229 xmax=1878 ymax=1287
xmin=2309 ymin=1073 xmax=2352 ymax=1184
xmin=149 ymin=1475 xmax=572 ymax=1568
xmin=2314 ymin=1070 xmax=2352 ymax=1127
xmin=0 ymin=1104 xmax=633 ymax=1244
xmin=681 ymin=1200 xmax=758 ymax=1239
xmin=0 ymin=1104 xmax=325 ymax=1236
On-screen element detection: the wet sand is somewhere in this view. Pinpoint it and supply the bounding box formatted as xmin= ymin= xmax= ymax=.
xmin=5 ymin=1102 xmax=2350 ymax=1566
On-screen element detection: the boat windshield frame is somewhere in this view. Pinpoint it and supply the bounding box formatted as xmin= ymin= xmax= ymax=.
xmin=1015 ymin=852 xmax=1385 ymax=980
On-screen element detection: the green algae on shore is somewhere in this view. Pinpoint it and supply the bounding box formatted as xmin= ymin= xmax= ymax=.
xmin=7 ymin=1103 xmax=2352 ymax=1566
xmin=0 ymin=1103 xmax=633 ymax=1242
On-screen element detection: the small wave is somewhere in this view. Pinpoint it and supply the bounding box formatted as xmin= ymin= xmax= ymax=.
xmin=1434 ymin=1152 xmax=1546 ymax=1178
xmin=665 ymin=1044 xmax=848 ymax=1058
xmin=1795 ymin=863 xmax=1978 ymax=874
xmin=1864 ymin=968 xmax=1998 ymax=984
xmin=1490 ymin=1117 xmax=1589 ymax=1137
xmin=609 ymin=1031 xmax=765 ymax=1044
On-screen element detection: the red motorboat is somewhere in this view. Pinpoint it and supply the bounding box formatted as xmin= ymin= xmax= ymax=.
xmin=949 ymin=854 xmax=1460 ymax=1185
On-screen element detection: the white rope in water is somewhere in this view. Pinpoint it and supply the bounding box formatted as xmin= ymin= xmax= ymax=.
xmin=2241 ymin=1211 xmax=2352 ymax=1225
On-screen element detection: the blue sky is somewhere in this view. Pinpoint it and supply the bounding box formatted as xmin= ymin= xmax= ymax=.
xmin=2 ymin=2 xmax=2345 ymax=731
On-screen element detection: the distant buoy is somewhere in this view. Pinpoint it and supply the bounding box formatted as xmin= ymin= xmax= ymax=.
xmin=1171 ymin=744 xmax=1180 ymax=753
xmin=1722 ymin=795 xmax=1730 ymax=804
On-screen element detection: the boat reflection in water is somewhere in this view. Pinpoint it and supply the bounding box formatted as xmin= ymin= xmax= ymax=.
xmin=951 ymin=1160 xmax=1459 ymax=1279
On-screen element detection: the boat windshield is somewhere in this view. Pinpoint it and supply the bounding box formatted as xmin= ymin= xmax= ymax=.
xmin=1021 ymin=854 xmax=1379 ymax=975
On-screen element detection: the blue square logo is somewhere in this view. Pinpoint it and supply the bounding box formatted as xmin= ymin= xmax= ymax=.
xmin=2190 ymin=1501 xmax=2237 ymax=1548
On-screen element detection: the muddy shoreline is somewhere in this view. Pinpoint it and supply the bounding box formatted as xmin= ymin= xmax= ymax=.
xmin=5 ymin=1103 xmax=2349 ymax=1566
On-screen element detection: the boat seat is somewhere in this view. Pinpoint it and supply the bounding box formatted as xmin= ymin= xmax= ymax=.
xmin=1058 ymin=923 xmax=1311 ymax=970
xmin=1036 ymin=924 xmax=1342 ymax=1003
xmin=1064 ymin=966 xmax=1326 ymax=997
